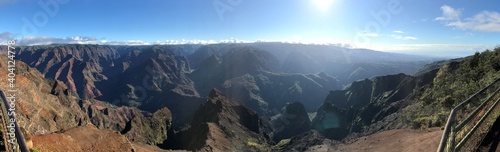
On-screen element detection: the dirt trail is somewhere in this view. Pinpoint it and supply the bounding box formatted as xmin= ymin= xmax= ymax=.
xmin=307 ymin=128 xmax=443 ymax=152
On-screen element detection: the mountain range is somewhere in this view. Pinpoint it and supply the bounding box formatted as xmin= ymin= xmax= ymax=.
xmin=1 ymin=42 xmax=477 ymax=151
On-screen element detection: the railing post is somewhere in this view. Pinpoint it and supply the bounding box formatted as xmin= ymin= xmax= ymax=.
xmin=449 ymin=125 xmax=455 ymax=152
xmin=438 ymin=109 xmax=456 ymax=152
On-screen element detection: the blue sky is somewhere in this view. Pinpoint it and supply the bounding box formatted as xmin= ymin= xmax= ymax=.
xmin=1 ymin=0 xmax=500 ymax=56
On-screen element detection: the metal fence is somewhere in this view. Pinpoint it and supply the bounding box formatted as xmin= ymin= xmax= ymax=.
xmin=0 ymin=90 xmax=29 ymax=152
xmin=437 ymin=78 xmax=500 ymax=152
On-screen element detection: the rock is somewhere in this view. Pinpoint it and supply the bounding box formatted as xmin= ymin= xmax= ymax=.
xmin=32 ymin=124 xmax=135 ymax=152
xmin=79 ymin=100 xmax=173 ymax=145
xmin=273 ymin=102 xmax=311 ymax=142
xmin=164 ymin=89 xmax=272 ymax=151
xmin=276 ymin=130 xmax=335 ymax=152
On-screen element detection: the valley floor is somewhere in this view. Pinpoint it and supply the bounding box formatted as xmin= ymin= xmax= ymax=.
xmin=308 ymin=128 xmax=443 ymax=152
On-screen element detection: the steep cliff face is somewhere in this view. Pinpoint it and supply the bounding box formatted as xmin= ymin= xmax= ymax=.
xmin=273 ymin=102 xmax=311 ymax=142
xmin=79 ymin=100 xmax=173 ymax=145
xmin=312 ymin=73 xmax=435 ymax=140
xmin=12 ymin=45 xmax=201 ymax=115
xmin=100 ymin=48 xmax=199 ymax=106
xmin=0 ymin=55 xmax=174 ymax=149
xmin=92 ymin=47 xmax=202 ymax=128
xmin=14 ymin=45 xmax=120 ymax=99
xmin=165 ymin=89 xmax=272 ymax=151
xmin=0 ymin=55 xmax=89 ymax=135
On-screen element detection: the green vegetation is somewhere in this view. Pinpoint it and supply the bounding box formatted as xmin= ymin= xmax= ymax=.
xmin=246 ymin=139 xmax=270 ymax=151
xmin=402 ymin=47 xmax=500 ymax=129
xmin=274 ymin=139 xmax=291 ymax=148
xmin=30 ymin=148 xmax=40 ymax=152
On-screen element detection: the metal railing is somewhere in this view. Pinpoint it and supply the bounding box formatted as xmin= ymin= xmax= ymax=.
xmin=0 ymin=90 xmax=29 ymax=152
xmin=0 ymin=90 xmax=14 ymax=151
xmin=437 ymin=78 xmax=500 ymax=152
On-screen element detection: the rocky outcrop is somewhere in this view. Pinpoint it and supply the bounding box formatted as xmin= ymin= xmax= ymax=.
xmin=32 ymin=124 xmax=135 ymax=152
xmin=273 ymin=102 xmax=311 ymax=142
xmin=165 ymin=89 xmax=272 ymax=151
xmin=0 ymin=55 xmax=89 ymax=135
xmin=312 ymin=73 xmax=435 ymax=140
xmin=276 ymin=130 xmax=335 ymax=152
xmin=79 ymin=100 xmax=173 ymax=145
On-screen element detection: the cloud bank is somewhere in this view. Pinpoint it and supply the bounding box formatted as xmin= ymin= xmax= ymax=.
xmin=436 ymin=5 xmax=500 ymax=32
xmin=0 ymin=34 xmax=259 ymax=46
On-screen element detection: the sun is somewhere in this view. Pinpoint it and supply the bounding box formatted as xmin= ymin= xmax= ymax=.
xmin=312 ymin=0 xmax=335 ymax=12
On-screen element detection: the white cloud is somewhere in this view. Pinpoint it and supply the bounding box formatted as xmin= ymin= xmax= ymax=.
xmin=18 ymin=36 xmax=102 ymax=45
xmin=377 ymin=43 xmax=492 ymax=52
xmin=104 ymin=40 xmax=151 ymax=45
xmin=393 ymin=30 xmax=404 ymax=34
xmin=436 ymin=5 xmax=500 ymax=32
xmin=9 ymin=36 xmax=259 ymax=46
xmin=402 ymin=36 xmax=417 ymax=40
xmin=391 ymin=34 xmax=417 ymax=40
xmin=0 ymin=32 xmax=14 ymax=44
xmin=371 ymin=43 xmax=495 ymax=57
xmin=13 ymin=36 xmax=155 ymax=46
xmin=153 ymin=39 xmax=218 ymax=45
xmin=435 ymin=5 xmax=462 ymax=21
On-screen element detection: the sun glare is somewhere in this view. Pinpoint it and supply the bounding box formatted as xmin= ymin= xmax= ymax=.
xmin=312 ymin=0 xmax=335 ymax=12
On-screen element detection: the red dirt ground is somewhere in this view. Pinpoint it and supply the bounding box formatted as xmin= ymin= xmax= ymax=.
xmin=307 ymin=128 xmax=443 ymax=152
